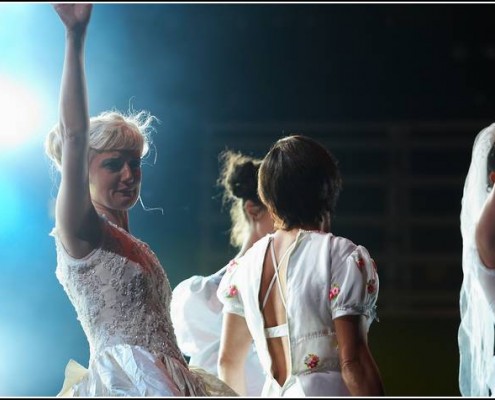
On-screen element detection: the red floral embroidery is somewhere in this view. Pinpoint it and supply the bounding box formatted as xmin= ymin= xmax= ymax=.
xmin=225 ymin=284 xmax=238 ymax=298
xmin=367 ymin=279 xmax=377 ymax=294
xmin=227 ymin=259 xmax=238 ymax=273
xmin=356 ymin=257 xmax=365 ymax=270
xmin=328 ymin=284 xmax=340 ymax=301
xmin=304 ymin=353 xmax=320 ymax=369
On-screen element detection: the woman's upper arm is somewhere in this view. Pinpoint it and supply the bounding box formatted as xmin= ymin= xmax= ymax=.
xmin=218 ymin=312 xmax=252 ymax=396
xmin=476 ymin=189 xmax=495 ymax=269
xmin=333 ymin=314 xmax=365 ymax=362
xmin=334 ymin=315 xmax=384 ymax=396
xmin=219 ymin=312 xmax=252 ymax=355
xmin=55 ymin=135 xmax=99 ymax=258
xmin=217 ymin=257 xmax=252 ymax=361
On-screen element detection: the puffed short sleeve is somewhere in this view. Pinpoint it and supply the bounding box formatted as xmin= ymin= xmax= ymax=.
xmin=217 ymin=258 xmax=245 ymax=317
xmin=329 ymin=245 xmax=379 ymax=323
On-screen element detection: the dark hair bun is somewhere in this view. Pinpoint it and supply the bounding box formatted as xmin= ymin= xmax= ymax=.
xmin=218 ymin=150 xmax=262 ymax=203
xmin=228 ymin=160 xmax=259 ymax=201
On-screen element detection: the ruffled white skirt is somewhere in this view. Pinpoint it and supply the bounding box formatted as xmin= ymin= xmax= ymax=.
xmin=57 ymin=344 xmax=237 ymax=397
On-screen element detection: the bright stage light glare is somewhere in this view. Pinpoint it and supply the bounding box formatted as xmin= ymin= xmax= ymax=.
xmin=0 ymin=326 xmax=14 ymax=393
xmin=0 ymin=75 xmax=43 ymax=150
xmin=0 ymin=174 xmax=20 ymax=238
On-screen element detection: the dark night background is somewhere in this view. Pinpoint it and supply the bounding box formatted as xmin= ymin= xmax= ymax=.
xmin=2 ymin=2 xmax=495 ymax=396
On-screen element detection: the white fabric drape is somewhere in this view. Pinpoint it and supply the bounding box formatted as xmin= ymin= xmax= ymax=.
xmin=459 ymin=123 xmax=495 ymax=396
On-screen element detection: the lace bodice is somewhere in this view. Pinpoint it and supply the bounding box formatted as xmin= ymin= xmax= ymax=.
xmin=51 ymin=217 xmax=186 ymax=367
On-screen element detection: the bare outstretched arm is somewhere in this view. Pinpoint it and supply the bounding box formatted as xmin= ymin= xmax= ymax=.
xmin=54 ymin=3 xmax=100 ymax=258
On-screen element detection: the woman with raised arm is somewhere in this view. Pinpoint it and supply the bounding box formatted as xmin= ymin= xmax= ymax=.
xmin=217 ymin=135 xmax=384 ymax=396
xmin=45 ymin=3 xmax=236 ymax=396
xmin=459 ymin=124 xmax=495 ymax=396
xmin=171 ymin=150 xmax=274 ymax=396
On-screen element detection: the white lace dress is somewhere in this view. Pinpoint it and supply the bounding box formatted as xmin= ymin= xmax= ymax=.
xmin=50 ymin=216 xmax=237 ymax=397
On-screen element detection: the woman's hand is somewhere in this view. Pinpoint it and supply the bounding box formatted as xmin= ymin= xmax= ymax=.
xmin=53 ymin=3 xmax=93 ymax=33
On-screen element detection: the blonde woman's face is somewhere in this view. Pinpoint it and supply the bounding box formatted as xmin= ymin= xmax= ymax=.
xmin=89 ymin=149 xmax=142 ymax=211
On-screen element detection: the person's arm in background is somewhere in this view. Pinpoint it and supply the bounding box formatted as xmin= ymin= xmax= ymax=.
xmin=476 ymin=181 xmax=495 ymax=269
xmin=217 ymin=312 xmax=252 ymax=396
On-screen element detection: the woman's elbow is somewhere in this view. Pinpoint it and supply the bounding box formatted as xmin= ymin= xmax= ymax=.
xmin=218 ymin=352 xmax=241 ymax=372
xmin=341 ymin=359 xmax=384 ymax=396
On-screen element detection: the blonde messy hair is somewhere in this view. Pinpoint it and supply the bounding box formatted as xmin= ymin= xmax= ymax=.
xmin=45 ymin=109 xmax=158 ymax=170
xmin=217 ymin=149 xmax=264 ymax=249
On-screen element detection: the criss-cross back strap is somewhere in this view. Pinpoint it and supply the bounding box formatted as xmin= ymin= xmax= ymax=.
xmin=261 ymin=237 xmax=297 ymax=310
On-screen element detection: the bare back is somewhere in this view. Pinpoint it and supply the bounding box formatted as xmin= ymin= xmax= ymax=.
xmin=258 ymin=229 xmax=299 ymax=386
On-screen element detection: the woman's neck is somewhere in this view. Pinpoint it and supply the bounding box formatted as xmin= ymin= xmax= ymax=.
xmin=237 ymin=227 xmax=270 ymax=258
xmin=237 ymin=234 xmax=258 ymax=258
xmin=279 ymin=221 xmax=330 ymax=234
xmin=93 ymin=204 xmax=130 ymax=232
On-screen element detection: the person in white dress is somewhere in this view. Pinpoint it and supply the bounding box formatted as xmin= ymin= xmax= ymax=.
xmin=45 ymin=3 xmax=236 ymax=396
xmin=459 ymin=123 xmax=495 ymax=396
xmin=170 ymin=150 xmax=274 ymax=396
xmin=217 ymin=135 xmax=384 ymax=396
